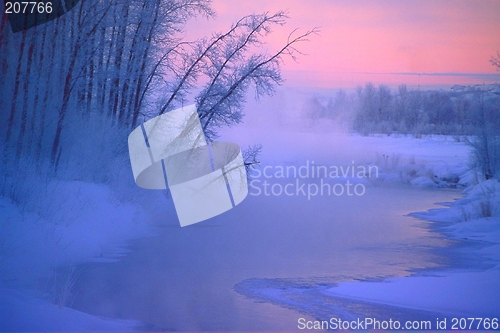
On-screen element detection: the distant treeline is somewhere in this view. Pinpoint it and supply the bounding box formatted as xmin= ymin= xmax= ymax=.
xmin=306 ymin=83 xmax=500 ymax=137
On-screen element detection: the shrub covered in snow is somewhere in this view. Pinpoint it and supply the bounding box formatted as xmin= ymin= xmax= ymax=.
xmin=468 ymin=126 xmax=500 ymax=181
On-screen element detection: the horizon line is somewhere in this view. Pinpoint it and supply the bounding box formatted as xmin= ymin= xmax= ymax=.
xmin=283 ymin=70 xmax=500 ymax=78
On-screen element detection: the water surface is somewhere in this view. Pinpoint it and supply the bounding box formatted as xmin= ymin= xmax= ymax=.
xmin=72 ymin=182 xmax=459 ymax=330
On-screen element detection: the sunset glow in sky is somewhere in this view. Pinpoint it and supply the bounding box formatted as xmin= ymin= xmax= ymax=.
xmin=186 ymin=0 xmax=500 ymax=88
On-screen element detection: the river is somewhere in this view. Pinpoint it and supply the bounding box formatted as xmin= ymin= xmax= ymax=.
xmin=71 ymin=181 xmax=460 ymax=330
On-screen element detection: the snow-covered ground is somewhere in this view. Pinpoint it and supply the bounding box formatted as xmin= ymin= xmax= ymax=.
xmin=0 ymin=181 xmax=156 ymax=331
xmin=323 ymin=179 xmax=500 ymax=318
xmin=0 ymin=288 xmax=141 ymax=332
xmin=321 ymin=159 xmax=500 ymax=320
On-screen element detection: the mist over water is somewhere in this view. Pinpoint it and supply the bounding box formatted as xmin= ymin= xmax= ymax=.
xmin=70 ymin=85 xmax=465 ymax=330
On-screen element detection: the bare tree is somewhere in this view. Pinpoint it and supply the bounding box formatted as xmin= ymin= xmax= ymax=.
xmin=490 ymin=51 xmax=500 ymax=70
xmin=1 ymin=0 xmax=315 ymax=183
xmin=149 ymin=11 xmax=317 ymax=142
xmin=468 ymin=89 xmax=500 ymax=180
xmin=198 ymin=27 xmax=319 ymax=140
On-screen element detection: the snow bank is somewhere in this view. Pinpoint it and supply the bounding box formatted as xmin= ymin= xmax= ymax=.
xmin=360 ymin=135 xmax=470 ymax=188
xmin=324 ymin=267 xmax=500 ymax=317
xmin=324 ymin=178 xmax=500 ymax=317
xmin=411 ymin=179 xmax=500 ymax=223
xmin=0 ymin=180 xmax=154 ymax=330
xmin=0 ymin=288 xmax=141 ymax=332
xmin=1 ymin=181 xmax=150 ymax=285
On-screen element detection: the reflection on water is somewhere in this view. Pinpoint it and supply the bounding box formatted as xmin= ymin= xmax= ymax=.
xmin=71 ymin=182 xmax=459 ymax=330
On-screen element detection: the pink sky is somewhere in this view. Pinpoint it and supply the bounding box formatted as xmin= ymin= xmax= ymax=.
xmin=186 ymin=0 xmax=500 ymax=88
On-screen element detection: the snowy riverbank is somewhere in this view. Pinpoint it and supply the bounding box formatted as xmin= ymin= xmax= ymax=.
xmin=319 ymin=139 xmax=500 ymax=321
xmin=1 ymin=133 xmax=498 ymax=330
xmin=230 ymin=130 xmax=500 ymax=325
xmin=0 ymin=181 xmax=158 ymax=331
xmin=324 ymin=179 xmax=500 ymax=318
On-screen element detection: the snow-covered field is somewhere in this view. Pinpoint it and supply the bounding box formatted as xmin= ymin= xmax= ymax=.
xmin=1 ymin=94 xmax=499 ymax=330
